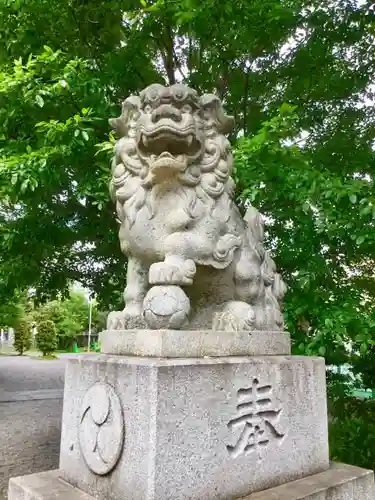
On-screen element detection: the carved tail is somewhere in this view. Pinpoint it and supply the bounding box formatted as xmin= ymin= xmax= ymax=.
xmin=244 ymin=205 xmax=287 ymax=319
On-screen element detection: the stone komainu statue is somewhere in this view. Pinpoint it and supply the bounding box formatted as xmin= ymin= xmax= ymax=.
xmin=107 ymin=83 xmax=287 ymax=331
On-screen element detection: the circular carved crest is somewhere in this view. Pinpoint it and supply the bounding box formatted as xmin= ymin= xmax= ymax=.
xmin=79 ymin=382 xmax=124 ymax=475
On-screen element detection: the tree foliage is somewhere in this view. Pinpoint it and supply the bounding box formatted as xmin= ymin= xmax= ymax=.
xmin=0 ymin=286 xmax=106 ymax=349
xmin=0 ymin=290 xmax=31 ymax=329
xmin=32 ymin=290 xmax=105 ymax=348
xmin=235 ymin=104 xmax=375 ymax=366
xmin=0 ymin=0 xmax=374 ymax=368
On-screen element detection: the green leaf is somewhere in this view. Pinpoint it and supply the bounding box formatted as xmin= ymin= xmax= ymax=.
xmin=20 ymin=179 xmax=29 ymax=192
xmin=349 ymin=194 xmax=357 ymax=204
xmin=35 ymin=94 xmax=44 ymax=108
xmin=318 ymin=346 xmax=326 ymax=356
xmin=325 ymin=318 xmax=333 ymax=328
xmin=360 ymin=204 xmax=372 ymax=216
xmin=356 ymin=235 xmax=365 ymax=245
xmin=360 ymin=343 xmax=368 ymax=355
xmin=302 ymin=202 xmax=310 ymax=213
xmin=82 ymin=130 xmax=89 ymax=141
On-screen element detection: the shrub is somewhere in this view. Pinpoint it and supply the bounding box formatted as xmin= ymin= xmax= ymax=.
xmin=36 ymin=320 xmax=57 ymax=356
xmin=329 ymin=395 xmax=375 ymax=471
xmin=13 ymin=318 xmax=32 ymax=355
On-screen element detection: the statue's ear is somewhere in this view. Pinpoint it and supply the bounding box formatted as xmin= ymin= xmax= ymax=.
xmin=199 ymin=94 xmax=235 ymax=135
xmin=109 ymin=95 xmax=141 ymax=137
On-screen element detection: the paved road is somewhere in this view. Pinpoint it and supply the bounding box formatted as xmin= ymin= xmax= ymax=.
xmin=0 ymin=356 xmax=66 ymax=499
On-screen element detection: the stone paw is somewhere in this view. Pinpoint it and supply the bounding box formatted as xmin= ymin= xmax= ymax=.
xmin=149 ymin=259 xmax=196 ymax=285
xmin=106 ymin=310 xmax=147 ymax=330
xmin=212 ymin=301 xmax=256 ymax=332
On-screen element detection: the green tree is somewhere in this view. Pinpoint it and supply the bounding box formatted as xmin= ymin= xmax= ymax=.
xmin=32 ymin=290 xmax=104 ymax=349
xmin=91 ymin=309 xmax=108 ymax=334
xmin=0 ymin=0 xmax=373 ymax=367
xmin=36 ymin=319 xmax=57 ymax=356
xmin=57 ymin=291 xmax=90 ymax=349
xmin=13 ymin=318 xmax=32 ymax=355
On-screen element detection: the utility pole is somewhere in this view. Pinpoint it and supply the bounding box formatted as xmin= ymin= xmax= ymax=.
xmin=87 ymin=294 xmax=93 ymax=352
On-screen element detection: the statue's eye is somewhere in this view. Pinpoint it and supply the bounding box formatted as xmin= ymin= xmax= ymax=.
xmin=149 ymin=89 xmax=159 ymax=101
xmin=181 ymin=104 xmax=192 ymax=114
xmin=203 ymin=109 xmax=211 ymax=120
xmin=174 ymin=89 xmax=185 ymax=100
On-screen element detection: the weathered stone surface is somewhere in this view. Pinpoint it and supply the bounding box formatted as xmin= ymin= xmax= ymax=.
xmin=143 ymin=285 xmax=191 ymax=330
xmin=99 ymin=329 xmax=291 ymax=357
xmin=245 ymin=462 xmax=375 ymax=499
xmin=108 ymin=84 xmax=287 ymax=331
xmin=78 ymin=382 xmax=125 ymax=476
xmin=59 ymin=354 xmax=329 ymax=500
xmin=8 ymin=463 xmax=375 ymax=500
xmin=8 ymin=470 xmax=94 ymax=500
xmin=106 ymin=310 xmax=147 ymax=330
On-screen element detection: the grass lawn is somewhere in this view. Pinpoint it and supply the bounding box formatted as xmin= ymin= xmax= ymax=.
xmin=0 ymin=345 xmax=99 ymax=358
xmin=29 ymin=354 xmax=58 ymax=360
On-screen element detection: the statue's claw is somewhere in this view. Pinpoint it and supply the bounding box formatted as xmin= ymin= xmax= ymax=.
xmin=149 ymin=259 xmax=196 ymax=286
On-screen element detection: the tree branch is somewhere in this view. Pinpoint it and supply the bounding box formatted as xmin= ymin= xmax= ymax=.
xmin=163 ymin=24 xmax=176 ymax=85
xmin=243 ymin=63 xmax=250 ymax=136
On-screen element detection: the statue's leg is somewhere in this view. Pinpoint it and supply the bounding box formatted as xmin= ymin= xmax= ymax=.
xmin=123 ymin=257 xmax=149 ymax=316
xmin=107 ymin=258 xmax=149 ymax=330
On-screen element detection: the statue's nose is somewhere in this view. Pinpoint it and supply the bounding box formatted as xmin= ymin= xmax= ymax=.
xmin=160 ymin=87 xmax=172 ymax=103
xmin=151 ymin=104 xmax=182 ymax=123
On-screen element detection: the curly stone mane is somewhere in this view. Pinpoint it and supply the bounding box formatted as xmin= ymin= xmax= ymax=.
xmin=109 ymin=91 xmax=236 ymax=229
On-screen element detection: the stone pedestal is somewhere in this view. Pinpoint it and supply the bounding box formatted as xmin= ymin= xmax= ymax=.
xmin=59 ymin=354 xmax=328 ymax=500
xmin=99 ymin=328 xmax=291 ymax=357
xmin=8 ymin=330 xmax=375 ymax=500
xmin=8 ymin=463 xmax=375 ymax=500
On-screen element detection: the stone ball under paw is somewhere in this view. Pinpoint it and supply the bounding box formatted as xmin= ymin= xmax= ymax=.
xmin=143 ymin=285 xmax=190 ymax=330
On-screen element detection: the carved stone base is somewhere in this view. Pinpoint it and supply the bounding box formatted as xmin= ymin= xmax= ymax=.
xmin=55 ymin=353 xmax=329 ymax=500
xmin=99 ymin=329 xmax=291 ymax=357
xmin=9 ymin=463 xmax=375 ymax=500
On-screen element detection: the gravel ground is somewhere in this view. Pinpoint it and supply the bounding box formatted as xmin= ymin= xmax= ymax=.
xmin=0 ymin=355 xmax=65 ymax=393
xmin=0 ymin=356 xmax=66 ymax=499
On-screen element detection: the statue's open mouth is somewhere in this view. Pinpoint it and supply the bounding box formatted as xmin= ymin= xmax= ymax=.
xmin=137 ymin=123 xmax=201 ymax=173
xmin=140 ymin=128 xmax=195 ymax=155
